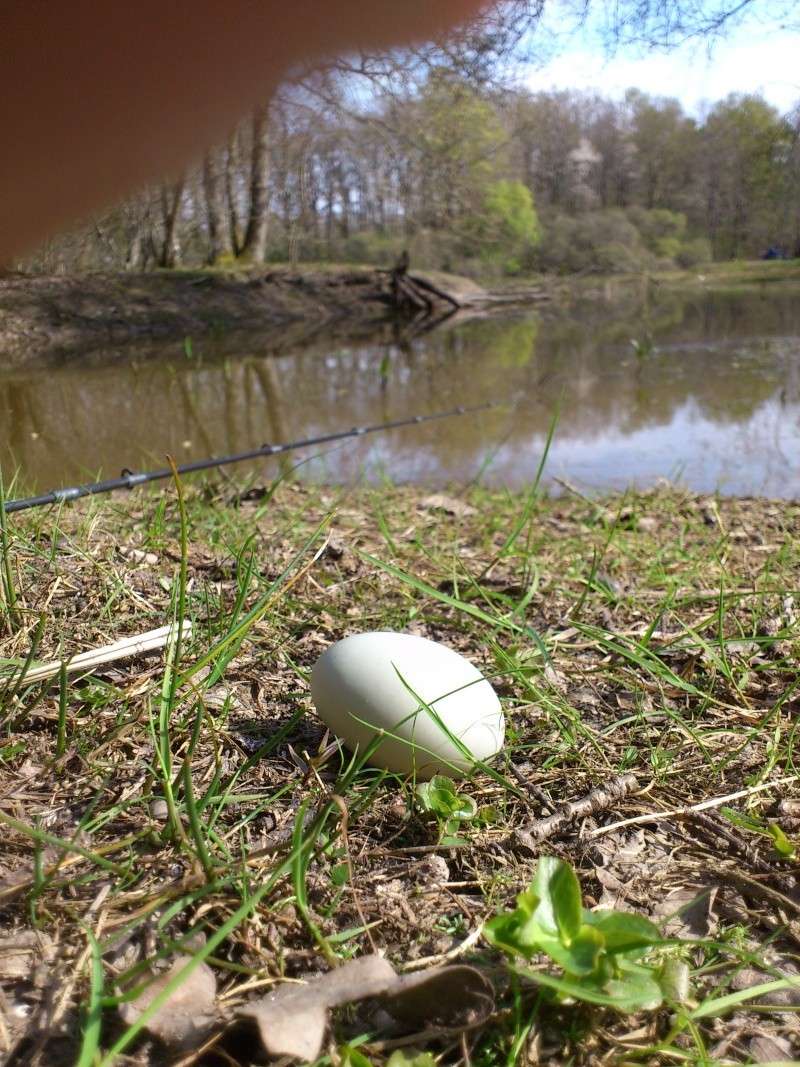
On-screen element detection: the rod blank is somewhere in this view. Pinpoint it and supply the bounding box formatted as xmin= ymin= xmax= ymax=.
xmin=3 ymin=400 xmax=501 ymax=514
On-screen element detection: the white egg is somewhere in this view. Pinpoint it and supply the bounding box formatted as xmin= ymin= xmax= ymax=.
xmin=310 ymin=631 xmax=504 ymax=778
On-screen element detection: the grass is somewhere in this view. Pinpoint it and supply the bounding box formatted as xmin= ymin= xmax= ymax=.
xmin=653 ymin=257 xmax=800 ymax=291
xmin=1 ymin=476 xmax=799 ymax=1065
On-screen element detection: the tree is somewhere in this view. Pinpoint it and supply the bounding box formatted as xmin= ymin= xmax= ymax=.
xmin=405 ymin=73 xmax=508 ymax=229
xmin=583 ymin=0 xmax=799 ymax=47
xmin=202 ymin=148 xmax=234 ymax=264
xmin=507 ymin=91 xmax=584 ymax=209
xmin=475 ymin=179 xmax=541 ymax=273
xmin=240 ymin=105 xmax=271 ymax=263
xmin=627 ymin=91 xmax=698 ymax=212
xmin=158 ymin=176 xmax=186 ymax=269
xmin=700 ymin=95 xmax=791 ymax=258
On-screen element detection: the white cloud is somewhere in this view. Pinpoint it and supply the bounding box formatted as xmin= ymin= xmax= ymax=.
xmin=525 ymin=25 xmax=800 ymax=114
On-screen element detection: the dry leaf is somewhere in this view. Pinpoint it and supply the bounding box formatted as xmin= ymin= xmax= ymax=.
xmin=419 ymin=494 xmax=477 ymax=518
xmin=0 ymin=930 xmax=54 ymax=980
xmin=383 ymin=964 xmax=493 ymax=1029
xmin=749 ymin=1033 xmax=794 ymax=1063
xmin=118 ymin=956 xmax=217 ymax=1047
xmin=237 ymin=955 xmax=494 ymax=1061
xmin=238 ymin=955 xmax=396 ymax=1061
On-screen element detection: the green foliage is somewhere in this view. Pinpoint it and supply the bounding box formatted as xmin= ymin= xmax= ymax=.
xmin=485 ymin=856 xmax=675 ymax=1012
xmin=675 ymin=237 xmax=712 ymax=268
xmin=473 ymin=180 xmax=541 ymax=274
xmin=767 ymin=822 xmax=796 ymax=859
xmin=627 ymin=207 xmax=687 ymax=253
xmin=537 ymin=210 xmax=653 ymax=274
xmin=0 ymin=468 xmax=19 ymax=631
xmin=703 ymin=94 xmax=793 ymax=259
xmin=340 ymin=1046 xmax=373 ymax=1067
xmin=387 ymin=1051 xmax=437 ymax=1067
xmin=655 ymin=236 xmax=681 ymax=260
xmin=413 ymin=72 xmax=508 ymax=226
xmin=415 ymin=774 xmax=478 ymax=842
xmin=536 ymin=207 xmax=716 ymax=274
xmin=720 ymin=806 xmax=797 ymax=859
xmin=341 ymin=1049 xmax=436 ymax=1067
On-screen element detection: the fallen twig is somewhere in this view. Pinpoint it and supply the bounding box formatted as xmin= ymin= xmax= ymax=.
xmin=513 ymin=773 xmax=640 ymax=852
xmin=589 ymin=774 xmax=800 ymax=838
xmin=3 ymin=621 xmax=193 ymax=686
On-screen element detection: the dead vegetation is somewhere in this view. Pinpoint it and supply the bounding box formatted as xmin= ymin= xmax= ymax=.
xmin=0 ymin=480 xmax=798 ymax=1065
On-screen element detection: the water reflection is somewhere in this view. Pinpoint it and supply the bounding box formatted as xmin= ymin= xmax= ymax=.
xmin=2 ymin=288 xmax=800 ymax=497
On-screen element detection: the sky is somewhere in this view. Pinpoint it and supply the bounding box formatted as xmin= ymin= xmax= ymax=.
xmin=525 ymin=15 xmax=800 ymax=115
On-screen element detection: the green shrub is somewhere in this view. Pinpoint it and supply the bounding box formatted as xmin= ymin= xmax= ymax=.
xmin=675 ymin=237 xmax=712 ymax=267
xmin=536 ymin=209 xmax=654 ymax=274
xmin=459 ymin=179 xmax=542 ymax=276
xmin=626 ymin=207 xmax=687 ymax=253
xmin=341 ymin=232 xmax=405 ymax=266
xmin=655 ymin=236 xmax=681 ymax=260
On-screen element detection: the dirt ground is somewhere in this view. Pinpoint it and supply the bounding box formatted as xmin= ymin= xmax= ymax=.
xmin=0 ymin=482 xmax=798 ymax=1065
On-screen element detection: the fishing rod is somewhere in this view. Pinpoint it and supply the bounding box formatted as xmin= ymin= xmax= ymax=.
xmin=3 ymin=400 xmax=504 ymax=514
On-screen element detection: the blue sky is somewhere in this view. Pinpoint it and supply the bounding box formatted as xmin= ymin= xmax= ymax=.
xmin=525 ymin=13 xmax=800 ymax=115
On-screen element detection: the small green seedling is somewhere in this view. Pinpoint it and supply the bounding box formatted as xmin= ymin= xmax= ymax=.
xmin=415 ymin=775 xmax=477 ymax=844
xmin=721 ymin=806 xmax=797 ymax=860
xmin=485 ymin=856 xmax=678 ymax=1012
xmin=767 ymin=822 xmax=796 ymax=859
xmin=341 ymin=1048 xmax=435 ymax=1067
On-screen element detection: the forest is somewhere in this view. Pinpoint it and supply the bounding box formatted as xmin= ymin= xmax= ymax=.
xmin=24 ymin=74 xmax=800 ymax=281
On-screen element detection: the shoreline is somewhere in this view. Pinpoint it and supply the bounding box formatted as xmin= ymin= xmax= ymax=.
xmin=1 ymin=257 xmax=798 ymax=371
xmin=0 ymin=265 xmax=549 ymax=370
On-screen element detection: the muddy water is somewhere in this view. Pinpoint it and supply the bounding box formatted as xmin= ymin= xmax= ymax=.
xmin=3 ymin=285 xmax=800 ymax=497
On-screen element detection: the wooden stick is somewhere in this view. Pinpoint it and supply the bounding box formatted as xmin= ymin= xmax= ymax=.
xmin=589 ymin=774 xmax=800 ymax=838
xmin=512 ymin=774 xmax=640 ymax=852
xmin=4 ymin=621 xmax=193 ymax=685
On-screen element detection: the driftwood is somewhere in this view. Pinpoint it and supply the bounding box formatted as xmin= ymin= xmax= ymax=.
xmin=388 ymin=252 xmax=461 ymax=313
xmin=512 ymin=773 xmax=639 ymax=852
xmin=406 ymin=271 xmax=461 ymax=309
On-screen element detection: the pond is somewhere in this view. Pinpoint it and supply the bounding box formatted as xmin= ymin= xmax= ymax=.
xmin=2 ymin=284 xmax=800 ymax=498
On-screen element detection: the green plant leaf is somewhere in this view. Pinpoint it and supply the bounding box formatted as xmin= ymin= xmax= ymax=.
xmin=515 ymin=959 xmax=664 ymax=1012
xmin=340 ymin=1045 xmax=374 ymax=1067
xmin=526 ymin=924 xmax=604 ymax=976
xmin=485 ymin=858 xmax=602 ymax=974
xmin=416 ymin=775 xmax=458 ymax=816
xmin=484 ymin=909 xmax=540 ymax=959
xmin=451 ymin=794 xmax=478 ymax=820
xmin=659 ymin=957 xmax=691 ymax=1003
xmin=593 ymin=959 xmax=665 ymax=1011
xmin=767 ymin=821 xmax=796 ymax=858
xmin=386 ymin=1051 xmax=436 ymax=1067
xmin=528 ymin=855 xmax=563 ymax=937
xmin=331 ymin=862 xmax=350 ymax=887
xmin=476 ymin=804 xmax=501 ymax=826
xmin=583 ymin=909 xmax=662 ymax=958
xmin=690 ymin=976 xmax=800 ymax=1019
xmin=546 ymin=859 xmax=583 ymax=944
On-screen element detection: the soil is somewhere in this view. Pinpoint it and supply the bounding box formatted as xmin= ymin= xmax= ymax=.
xmin=1 ymin=482 xmax=799 ymax=1064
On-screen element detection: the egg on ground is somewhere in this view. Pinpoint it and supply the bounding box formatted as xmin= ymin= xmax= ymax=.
xmin=310 ymin=631 xmax=504 ymax=778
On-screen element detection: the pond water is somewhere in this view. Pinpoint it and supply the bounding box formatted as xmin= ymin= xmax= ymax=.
xmin=3 ymin=283 xmax=800 ymax=498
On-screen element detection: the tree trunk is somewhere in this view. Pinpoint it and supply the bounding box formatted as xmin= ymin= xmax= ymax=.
xmin=159 ymin=176 xmax=185 ymax=268
xmin=202 ymin=148 xmax=233 ymax=264
xmin=125 ymin=227 xmax=143 ymax=271
xmin=225 ymin=130 xmax=242 ymax=256
xmin=241 ymin=104 xmax=270 ymax=262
